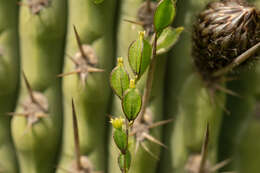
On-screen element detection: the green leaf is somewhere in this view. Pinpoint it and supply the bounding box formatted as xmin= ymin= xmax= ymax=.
xmin=157 ymin=27 xmax=184 ymax=55
xmin=128 ymin=32 xmax=152 ymax=78
xmin=113 ymin=129 xmax=128 ymax=153
xmin=110 ymin=58 xmax=130 ymax=99
xmin=154 ymin=0 xmax=176 ymax=33
xmin=118 ymin=150 xmax=131 ymax=172
xmin=122 ymin=88 xmax=142 ymax=121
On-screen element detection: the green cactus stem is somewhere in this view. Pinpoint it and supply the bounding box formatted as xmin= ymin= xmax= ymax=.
xmin=0 ymin=0 xmax=19 ymax=172
xmin=57 ymin=0 xmax=117 ymax=172
xmin=11 ymin=0 xmax=67 ymax=172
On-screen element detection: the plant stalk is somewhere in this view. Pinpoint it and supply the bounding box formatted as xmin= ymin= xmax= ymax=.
xmin=139 ymin=33 xmax=158 ymax=121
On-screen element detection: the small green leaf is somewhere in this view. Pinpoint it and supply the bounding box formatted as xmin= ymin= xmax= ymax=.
xmin=154 ymin=0 xmax=176 ymax=33
xmin=118 ymin=150 xmax=131 ymax=172
xmin=128 ymin=32 xmax=152 ymax=78
xmin=157 ymin=27 xmax=184 ymax=55
xmin=113 ymin=129 xmax=128 ymax=153
xmin=110 ymin=58 xmax=130 ymax=99
xmin=122 ymin=83 xmax=142 ymax=121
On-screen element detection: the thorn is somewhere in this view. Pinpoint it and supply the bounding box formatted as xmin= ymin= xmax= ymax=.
xmin=22 ymin=71 xmax=36 ymax=103
xmin=199 ymin=124 xmax=210 ymax=173
xmin=140 ymin=142 xmax=159 ymax=160
xmin=22 ymin=71 xmax=48 ymax=113
xmin=65 ymin=53 xmax=79 ymax=65
xmin=7 ymin=112 xmax=28 ymax=117
xmin=73 ymin=25 xmax=88 ymax=61
xmin=214 ymin=84 xmax=241 ymax=98
xmin=135 ymin=141 xmax=140 ymax=155
xmin=210 ymin=159 xmax=231 ymax=172
xmin=57 ymin=69 xmax=81 ymax=77
xmin=72 ymin=99 xmax=82 ymax=171
xmin=147 ymin=119 xmax=174 ymax=129
xmin=35 ymin=113 xmax=48 ymax=118
xmin=88 ymin=66 xmax=105 ymax=73
xmin=143 ymin=133 xmax=168 ymax=149
xmin=17 ymin=1 xmax=28 ymax=7
xmin=221 ymin=76 xmax=239 ymax=82
xmin=123 ymin=19 xmax=144 ymax=26
xmin=56 ymin=166 xmax=71 ymax=173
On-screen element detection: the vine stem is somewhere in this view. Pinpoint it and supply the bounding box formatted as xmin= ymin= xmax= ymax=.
xmin=124 ymin=120 xmax=129 ymax=173
xmin=139 ymin=32 xmax=158 ymax=121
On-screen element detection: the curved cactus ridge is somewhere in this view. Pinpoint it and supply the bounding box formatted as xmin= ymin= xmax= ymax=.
xmin=57 ymin=0 xmax=117 ymax=172
xmin=11 ymin=0 xmax=67 ymax=172
xmin=0 ymin=0 xmax=19 ymax=172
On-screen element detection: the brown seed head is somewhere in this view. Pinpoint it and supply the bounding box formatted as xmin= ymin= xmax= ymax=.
xmin=193 ymin=0 xmax=260 ymax=82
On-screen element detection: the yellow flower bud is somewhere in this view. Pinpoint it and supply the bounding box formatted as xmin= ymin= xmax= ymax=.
xmin=110 ymin=117 xmax=124 ymax=129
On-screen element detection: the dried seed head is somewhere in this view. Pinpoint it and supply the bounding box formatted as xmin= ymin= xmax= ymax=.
xmin=137 ymin=2 xmax=157 ymax=36
xmin=22 ymin=91 xmax=48 ymax=126
xmin=193 ymin=0 xmax=260 ymax=82
xmin=185 ymin=154 xmax=211 ymax=173
xmin=69 ymin=156 xmax=94 ymax=173
xmin=24 ymin=0 xmax=51 ymax=14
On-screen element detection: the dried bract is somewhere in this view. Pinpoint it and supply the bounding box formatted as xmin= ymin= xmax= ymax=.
xmin=193 ymin=0 xmax=260 ymax=82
